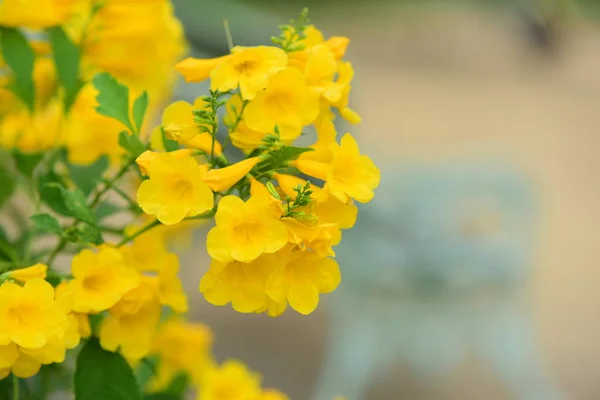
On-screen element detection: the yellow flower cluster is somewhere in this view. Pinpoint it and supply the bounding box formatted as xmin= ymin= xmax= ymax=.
xmin=0 ymin=264 xmax=86 ymax=379
xmin=0 ymin=0 xmax=185 ymax=164
xmin=139 ymin=22 xmax=380 ymax=316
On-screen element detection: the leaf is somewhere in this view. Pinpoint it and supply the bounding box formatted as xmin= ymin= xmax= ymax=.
xmin=95 ymin=202 xmax=121 ymax=221
xmin=31 ymin=213 xmax=62 ymax=234
xmin=67 ymin=156 xmax=109 ymax=197
xmin=161 ymin=128 xmax=179 ymax=152
xmin=258 ymin=145 xmax=314 ymax=172
xmin=132 ymin=92 xmax=148 ymax=134
xmin=12 ymin=150 xmax=44 ymax=178
xmin=48 ymin=26 xmax=81 ymax=112
xmin=75 ymin=338 xmax=143 ymax=400
xmin=74 ymin=224 xmax=103 ymax=245
xmin=60 ymin=187 xmax=97 ymax=225
xmin=119 ymin=131 xmax=146 ymax=158
xmin=92 ymin=72 xmax=134 ymax=131
xmin=0 ymin=27 xmax=35 ymax=109
xmin=38 ymin=171 xmax=70 ymax=216
xmin=0 ymin=162 xmax=16 ymax=207
xmin=144 ymin=395 xmax=179 ymax=400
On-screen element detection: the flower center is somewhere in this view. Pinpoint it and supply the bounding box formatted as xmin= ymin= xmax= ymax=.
xmin=234 ymin=59 xmax=258 ymax=75
xmin=82 ymin=274 xmax=110 ymax=292
xmin=7 ymin=302 xmax=42 ymax=330
xmin=232 ymin=223 xmax=261 ymax=245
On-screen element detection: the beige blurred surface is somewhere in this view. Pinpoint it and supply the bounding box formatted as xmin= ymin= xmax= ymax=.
xmin=182 ymin=6 xmax=600 ymax=400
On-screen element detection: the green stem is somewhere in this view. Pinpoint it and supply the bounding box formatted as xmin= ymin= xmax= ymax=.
xmin=12 ymin=374 xmax=19 ymax=400
xmin=0 ymin=241 xmax=20 ymax=265
xmin=116 ymin=219 xmax=161 ymax=247
xmin=99 ymin=225 xmax=125 ymax=235
xmin=46 ymin=158 xmax=137 ymax=266
xmin=106 ymin=183 xmax=138 ymax=210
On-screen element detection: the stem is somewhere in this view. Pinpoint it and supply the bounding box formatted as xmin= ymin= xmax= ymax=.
xmin=116 ymin=219 xmax=161 ymax=247
xmin=12 ymin=374 xmax=19 ymax=400
xmin=0 ymin=241 xmax=20 ymax=265
xmin=107 ymin=183 xmax=138 ymax=210
xmin=230 ymin=100 xmax=249 ymax=133
xmin=46 ymin=158 xmax=137 ymax=266
xmin=223 ymin=19 xmax=234 ymax=52
xmin=99 ymin=226 xmax=125 ymax=235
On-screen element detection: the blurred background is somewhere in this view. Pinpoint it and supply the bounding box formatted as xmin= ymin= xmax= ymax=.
xmin=168 ymin=1 xmax=600 ymax=399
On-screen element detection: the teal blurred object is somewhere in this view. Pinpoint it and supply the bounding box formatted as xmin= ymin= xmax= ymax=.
xmin=313 ymin=164 xmax=565 ymax=400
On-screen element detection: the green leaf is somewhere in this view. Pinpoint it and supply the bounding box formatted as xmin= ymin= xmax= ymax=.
xmin=12 ymin=150 xmax=44 ymax=178
xmin=67 ymin=156 xmax=109 ymax=197
xmin=95 ymin=202 xmax=121 ymax=221
xmin=0 ymin=163 xmax=16 ymax=207
xmin=60 ymin=187 xmax=97 ymax=225
xmin=144 ymin=394 xmax=179 ymax=400
xmin=161 ymin=128 xmax=179 ymax=152
xmin=119 ymin=131 xmax=146 ymax=158
xmin=132 ymin=92 xmax=149 ymax=134
xmin=31 ymin=213 xmax=62 ymax=234
xmin=0 ymin=27 xmax=35 ymax=109
xmin=48 ymin=26 xmax=81 ymax=112
xmin=75 ymin=338 xmax=142 ymax=400
xmin=74 ymin=224 xmax=103 ymax=245
xmin=92 ymin=72 xmax=134 ymax=131
xmin=38 ymin=171 xmax=70 ymax=216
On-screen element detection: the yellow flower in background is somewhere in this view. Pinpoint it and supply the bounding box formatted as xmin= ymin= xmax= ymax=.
xmin=62 ymin=84 xmax=124 ymax=165
xmin=244 ymin=67 xmax=319 ymax=138
xmin=150 ymin=319 xmax=213 ymax=389
xmin=303 ymin=45 xmax=344 ymax=104
xmin=203 ymin=157 xmax=260 ymax=192
xmin=0 ymin=279 xmax=68 ymax=349
xmin=0 ymin=99 xmax=62 ymax=154
xmin=0 ymin=0 xmax=79 ymax=28
xmin=211 ymin=46 xmax=287 ymax=100
xmin=161 ymin=98 xmax=222 ymax=154
xmin=136 ymin=151 xmax=214 ymax=225
xmin=206 ymin=196 xmax=287 ymax=263
xmin=99 ymin=281 xmax=161 ymax=361
xmin=199 ymin=255 xmax=276 ymax=313
xmin=69 ymin=247 xmax=140 ymax=314
xmin=176 ymin=55 xmax=231 ymax=83
xmin=332 ymin=61 xmax=361 ymax=124
xmin=4 ymin=263 xmax=48 ymax=283
xmin=265 ymin=249 xmax=341 ymax=315
xmin=197 ymin=360 xmax=262 ymax=400
xmin=78 ymin=0 xmax=185 ymax=102
xmin=259 ymin=389 xmax=290 ymax=400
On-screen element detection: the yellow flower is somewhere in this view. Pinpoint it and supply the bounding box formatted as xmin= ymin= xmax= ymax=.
xmin=176 ymin=55 xmax=231 ymax=83
xmin=332 ymin=62 xmax=361 ymax=124
xmin=295 ymin=134 xmax=379 ymax=203
xmin=161 ymin=98 xmax=222 ymax=154
xmin=0 ymin=0 xmax=79 ymax=28
xmin=99 ymin=280 xmax=161 ymax=361
xmin=211 ymin=46 xmax=287 ymax=100
xmin=244 ymin=68 xmax=319 ymax=137
xmin=62 ymin=85 xmax=124 ymax=165
xmin=136 ymin=151 xmax=214 ymax=225
xmin=0 ymin=343 xmax=19 ymax=379
xmin=265 ymin=249 xmax=341 ymax=315
xmin=0 ymin=279 xmax=68 ymax=349
xmin=259 ymin=389 xmax=290 ymax=400
xmin=136 ymin=148 xmax=196 ymax=176
xmin=298 ymin=116 xmax=336 ymax=164
xmin=150 ymin=318 xmax=213 ymax=389
xmin=303 ymin=45 xmax=344 ymax=104
xmin=203 ymin=157 xmax=260 ymax=192
xmin=68 ymin=247 xmax=140 ymax=314
xmin=5 ymin=263 xmax=48 ymax=283
xmin=6 ymin=352 xmax=42 ymax=378
xmin=0 ymin=100 xmax=62 ymax=154
xmin=197 ymin=360 xmax=262 ymax=400
xmin=206 ymin=196 xmax=287 ymax=263
xmin=199 ymin=255 xmax=276 ymax=313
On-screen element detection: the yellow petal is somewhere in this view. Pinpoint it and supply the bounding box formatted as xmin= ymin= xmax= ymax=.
xmin=175 ymin=55 xmax=231 ymax=83
xmin=6 ymin=263 xmax=47 ymax=282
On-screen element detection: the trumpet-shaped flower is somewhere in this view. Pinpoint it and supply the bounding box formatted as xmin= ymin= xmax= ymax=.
xmin=69 ymin=247 xmax=140 ymax=314
xmin=244 ymin=68 xmax=320 ymax=137
xmin=0 ymin=0 xmax=79 ymax=28
xmin=265 ymin=250 xmax=341 ymax=315
xmin=161 ymin=98 xmax=222 ymax=154
xmin=295 ymin=134 xmax=379 ymax=203
xmin=5 ymin=263 xmax=48 ymax=283
xmin=0 ymin=279 xmax=68 ymax=349
xmin=99 ymin=281 xmax=161 ymax=361
xmin=136 ymin=151 xmax=214 ymax=225
xmin=203 ymin=157 xmax=260 ymax=192
xmin=176 ymin=55 xmax=231 ymax=83
xmin=150 ymin=319 xmax=213 ymax=389
xmin=197 ymin=360 xmax=262 ymax=400
xmin=211 ymin=46 xmax=287 ymax=100
xmin=206 ymin=196 xmax=288 ymax=263
xmin=199 ymin=255 xmax=277 ymax=313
